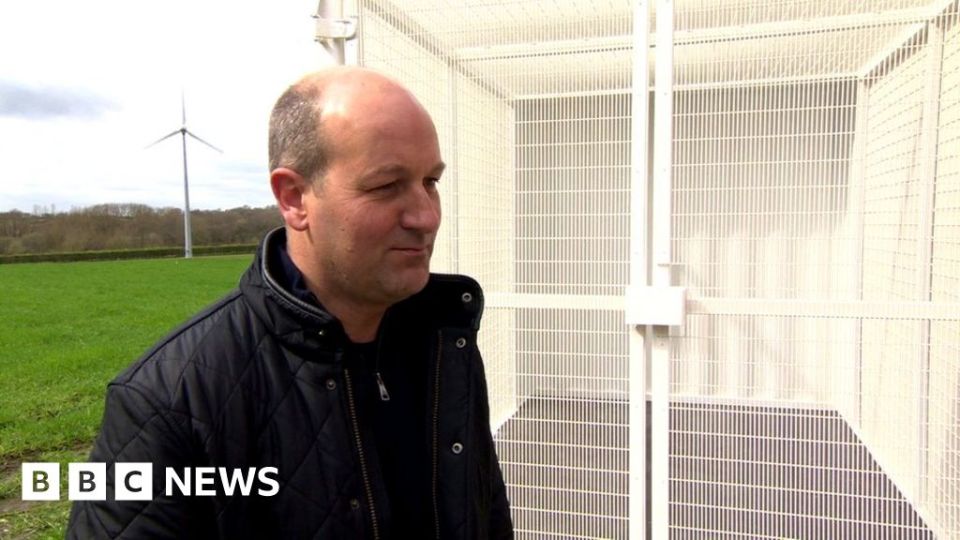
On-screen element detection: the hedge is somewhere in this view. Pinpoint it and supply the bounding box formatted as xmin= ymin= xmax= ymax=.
xmin=0 ymin=244 xmax=258 ymax=264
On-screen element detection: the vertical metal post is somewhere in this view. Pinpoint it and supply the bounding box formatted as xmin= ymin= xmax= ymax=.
xmin=448 ymin=63 xmax=461 ymax=273
xmin=316 ymin=0 xmax=356 ymax=66
xmin=628 ymin=1 xmax=651 ymax=538
xmin=916 ymin=20 xmax=944 ymax=507
xmin=850 ymin=79 xmax=870 ymax=428
xmin=181 ymin=130 xmax=192 ymax=259
xmin=651 ymin=0 xmax=675 ymax=538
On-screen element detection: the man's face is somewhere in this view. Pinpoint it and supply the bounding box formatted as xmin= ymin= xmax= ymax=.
xmin=304 ymin=96 xmax=444 ymax=310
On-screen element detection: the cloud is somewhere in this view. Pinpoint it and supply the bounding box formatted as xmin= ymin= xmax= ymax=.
xmin=0 ymin=80 xmax=118 ymax=119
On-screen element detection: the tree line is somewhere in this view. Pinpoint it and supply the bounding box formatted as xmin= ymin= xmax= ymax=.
xmin=0 ymin=204 xmax=282 ymax=255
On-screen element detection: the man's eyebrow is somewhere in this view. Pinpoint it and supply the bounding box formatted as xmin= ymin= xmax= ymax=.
xmin=361 ymin=162 xmax=446 ymax=180
xmin=361 ymin=164 xmax=407 ymax=180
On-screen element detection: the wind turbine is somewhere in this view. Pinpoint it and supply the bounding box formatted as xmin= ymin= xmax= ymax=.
xmin=146 ymin=92 xmax=222 ymax=258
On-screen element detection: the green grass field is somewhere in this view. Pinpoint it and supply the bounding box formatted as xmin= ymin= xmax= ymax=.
xmin=0 ymin=255 xmax=252 ymax=539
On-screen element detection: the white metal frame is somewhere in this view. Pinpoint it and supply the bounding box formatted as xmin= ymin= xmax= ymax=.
xmin=341 ymin=1 xmax=960 ymax=537
xmin=628 ymin=2 xmax=651 ymax=538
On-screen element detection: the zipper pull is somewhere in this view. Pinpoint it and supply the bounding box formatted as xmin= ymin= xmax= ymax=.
xmin=375 ymin=371 xmax=391 ymax=402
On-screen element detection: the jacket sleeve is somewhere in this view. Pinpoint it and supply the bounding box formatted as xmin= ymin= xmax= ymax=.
xmin=66 ymin=381 xmax=215 ymax=539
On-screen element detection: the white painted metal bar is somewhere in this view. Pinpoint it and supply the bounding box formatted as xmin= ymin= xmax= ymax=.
xmin=651 ymin=0 xmax=674 ymax=538
xmin=849 ymin=79 xmax=870 ymax=429
xmin=629 ymin=1 xmax=651 ymax=538
xmin=915 ymin=17 xmax=944 ymax=514
xmin=486 ymin=293 xmax=625 ymax=311
xmin=669 ymin=73 xmax=862 ymax=92
xmin=485 ymin=293 xmax=960 ymax=321
xmin=453 ymin=8 xmax=939 ymax=62
xmin=315 ymin=0 xmax=355 ymax=65
xmin=512 ymin=88 xmax=642 ymax=101
xmin=447 ymin=63 xmax=461 ymax=274
xmin=672 ymin=7 xmax=941 ymax=46
xmin=510 ymin=73 xmax=861 ymax=100
xmin=682 ymin=298 xmax=960 ymax=321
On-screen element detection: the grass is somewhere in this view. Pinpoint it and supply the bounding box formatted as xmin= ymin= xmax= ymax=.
xmin=0 ymin=255 xmax=252 ymax=538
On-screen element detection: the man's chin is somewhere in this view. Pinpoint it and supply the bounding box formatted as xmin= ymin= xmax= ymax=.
xmin=402 ymin=269 xmax=431 ymax=296
xmin=380 ymin=268 xmax=430 ymax=303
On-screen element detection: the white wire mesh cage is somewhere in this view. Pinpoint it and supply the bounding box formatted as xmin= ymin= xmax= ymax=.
xmin=351 ymin=0 xmax=960 ymax=538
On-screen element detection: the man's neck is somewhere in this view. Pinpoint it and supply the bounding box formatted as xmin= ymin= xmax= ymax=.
xmin=285 ymin=239 xmax=386 ymax=343
xmin=318 ymin=296 xmax=384 ymax=343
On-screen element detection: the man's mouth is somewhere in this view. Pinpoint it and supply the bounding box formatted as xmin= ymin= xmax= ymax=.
xmin=392 ymin=246 xmax=429 ymax=254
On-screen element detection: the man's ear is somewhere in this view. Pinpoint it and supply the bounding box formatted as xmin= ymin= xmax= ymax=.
xmin=270 ymin=167 xmax=312 ymax=231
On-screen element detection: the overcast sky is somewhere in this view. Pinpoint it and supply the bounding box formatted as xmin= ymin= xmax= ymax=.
xmin=0 ymin=0 xmax=337 ymax=213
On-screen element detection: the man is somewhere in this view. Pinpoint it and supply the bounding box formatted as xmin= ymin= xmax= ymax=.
xmin=67 ymin=67 xmax=513 ymax=539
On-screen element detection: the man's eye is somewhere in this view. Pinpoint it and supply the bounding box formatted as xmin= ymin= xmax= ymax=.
xmin=372 ymin=182 xmax=398 ymax=192
xmin=425 ymin=177 xmax=440 ymax=188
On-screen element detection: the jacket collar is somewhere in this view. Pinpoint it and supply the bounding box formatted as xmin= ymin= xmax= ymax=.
xmin=239 ymin=227 xmax=485 ymax=347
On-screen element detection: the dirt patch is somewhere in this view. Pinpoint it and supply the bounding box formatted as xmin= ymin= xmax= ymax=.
xmin=0 ymin=498 xmax=38 ymax=515
xmin=0 ymin=441 xmax=92 ymax=516
xmin=0 ymin=440 xmax=92 ymax=473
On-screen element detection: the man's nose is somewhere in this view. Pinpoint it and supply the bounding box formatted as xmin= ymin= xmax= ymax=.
xmin=400 ymin=184 xmax=441 ymax=232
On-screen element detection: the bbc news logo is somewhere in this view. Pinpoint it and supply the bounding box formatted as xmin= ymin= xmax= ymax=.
xmin=22 ymin=463 xmax=279 ymax=501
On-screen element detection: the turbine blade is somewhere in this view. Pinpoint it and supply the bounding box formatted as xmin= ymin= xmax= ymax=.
xmin=186 ymin=130 xmax=223 ymax=153
xmin=180 ymin=88 xmax=186 ymax=126
xmin=145 ymin=129 xmax=181 ymax=149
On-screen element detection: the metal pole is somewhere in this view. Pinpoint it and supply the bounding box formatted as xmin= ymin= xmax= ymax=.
xmin=316 ymin=0 xmax=348 ymax=65
xmin=181 ymin=129 xmax=192 ymax=259
xmin=651 ymin=0 xmax=675 ymax=537
xmin=915 ymin=18 xmax=944 ymax=518
xmin=629 ymin=1 xmax=651 ymax=538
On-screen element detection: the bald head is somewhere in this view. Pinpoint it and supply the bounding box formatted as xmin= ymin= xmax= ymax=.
xmin=268 ymin=67 xmax=432 ymax=186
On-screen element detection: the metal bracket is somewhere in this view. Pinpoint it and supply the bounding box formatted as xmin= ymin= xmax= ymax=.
xmin=314 ymin=15 xmax=358 ymax=41
xmin=624 ymin=286 xmax=688 ymax=327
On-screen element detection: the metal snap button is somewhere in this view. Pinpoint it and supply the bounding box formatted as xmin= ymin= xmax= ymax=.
xmin=455 ymin=337 xmax=467 ymax=349
xmin=451 ymin=442 xmax=464 ymax=454
xmin=325 ymin=378 xmax=336 ymax=390
xmin=461 ymin=292 xmax=473 ymax=303
xmin=318 ymin=328 xmax=326 ymax=337
xmin=349 ymin=498 xmax=360 ymax=510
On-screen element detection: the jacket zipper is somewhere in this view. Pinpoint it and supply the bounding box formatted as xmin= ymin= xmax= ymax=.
xmin=373 ymin=310 xmax=392 ymax=401
xmin=343 ymin=369 xmax=380 ymax=540
xmin=374 ymin=372 xmax=391 ymax=401
xmin=431 ymin=331 xmax=443 ymax=540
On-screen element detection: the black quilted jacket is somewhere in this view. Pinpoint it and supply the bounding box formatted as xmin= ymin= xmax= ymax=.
xmin=66 ymin=228 xmax=513 ymax=539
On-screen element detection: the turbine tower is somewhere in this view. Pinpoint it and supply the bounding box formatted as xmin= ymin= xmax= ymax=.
xmin=146 ymin=92 xmax=222 ymax=258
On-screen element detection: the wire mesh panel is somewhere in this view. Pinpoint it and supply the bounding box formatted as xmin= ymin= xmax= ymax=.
xmin=858 ymin=23 xmax=931 ymax=512
xmin=672 ymin=80 xmax=859 ymax=402
xmin=357 ymin=0 xmax=519 ymax=427
xmin=855 ymin=5 xmax=960 ymax=537
xmin=356 ymin=1 xmax=635 ymax=538
xmin=670 ymin=0 xmax=959 ymax=538
xmin=928 ymin=10 xmax=960 ymax=534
